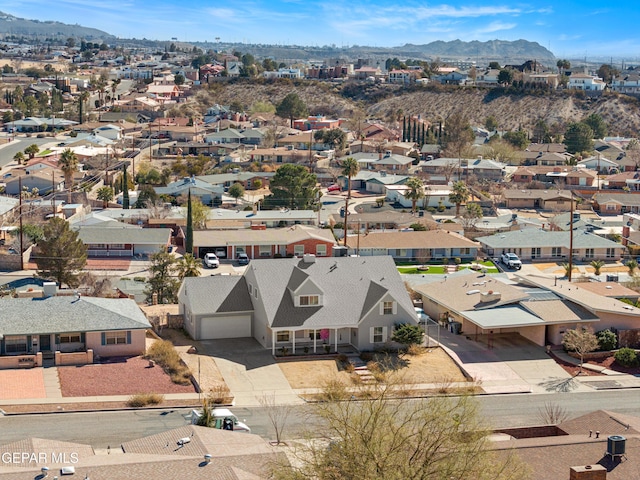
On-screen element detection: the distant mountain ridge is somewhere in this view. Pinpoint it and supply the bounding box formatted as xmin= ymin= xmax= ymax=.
xmin=0 ymin=11 xmax=555 ymax=65
xmin=0 ymin=11 xmax=113 ymax=40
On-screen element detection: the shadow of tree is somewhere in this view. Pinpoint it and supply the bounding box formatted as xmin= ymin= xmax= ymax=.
xmin=538 ymin=376 xmax=579 ymax=392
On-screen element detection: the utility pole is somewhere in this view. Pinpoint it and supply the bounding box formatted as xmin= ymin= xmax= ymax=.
xmin=568 ymin=192 xmax=574 ymax=282
xmin=18 ymin=176 xmax=23 ymax=271
xmin=51 ymin=169 xmax=55 ymax=217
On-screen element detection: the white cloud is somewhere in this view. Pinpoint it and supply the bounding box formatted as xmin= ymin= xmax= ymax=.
xmin=474 ymin=21 xmax=517 ymax=34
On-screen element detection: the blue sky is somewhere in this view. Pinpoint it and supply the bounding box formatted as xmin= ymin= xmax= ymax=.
xmin=3 ymin=1 xmax=640 ymax=59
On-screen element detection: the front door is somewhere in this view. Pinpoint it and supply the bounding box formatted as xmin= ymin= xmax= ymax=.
xmin=39 ymin=335 xmax=51 ymax=352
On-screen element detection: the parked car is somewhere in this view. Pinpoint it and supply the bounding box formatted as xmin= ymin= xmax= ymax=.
xmin=190 ymin=407 xmax=251 ymax=433
xmin=203 ymin=253 xmax=220 ymax=268
xmin=215 ymin=247 xmax=227 ymax=258
xmin=501 ymin=252 xmax=522 ymax=270
xmin=414 ymin=307 xmax=430 ymax=326
xmin=327 ymin=184 xmax=341 ymax=192
xmin=237 ymin=253 xmax=250 ymax=265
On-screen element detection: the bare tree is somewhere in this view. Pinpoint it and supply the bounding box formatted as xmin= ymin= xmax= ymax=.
xmin=537 ymin=402 xmax=569 ymax=425
xmin=258 ymin=392 xmax=293 ymax=446
xmin=561 ymin=327 xmax=599 ymax=374
xmin=272 ymin=379 xmax=528 ymax=480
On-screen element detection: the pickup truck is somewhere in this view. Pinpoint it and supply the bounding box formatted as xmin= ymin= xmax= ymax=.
xmin=501 ymin=252 xmax=522 ymax=270
xmin=190 ymin=408 xmax=251 ymax=433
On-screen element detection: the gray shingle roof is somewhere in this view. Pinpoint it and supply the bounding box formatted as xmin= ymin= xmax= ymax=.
xmin=181 ymin=276 xmax=253 ymax=316
xmin=77 ymin=227 xmax=172 ymax=245
xmin=476 ymin=228 xmax=624 ymax=249
xmin=0 ymin=296 xmax=151 ymax=335
xmin=249 ymin=256 xmax=415 ymax=329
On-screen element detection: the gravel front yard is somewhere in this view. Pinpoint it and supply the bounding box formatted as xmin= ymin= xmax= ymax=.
xmin=57 ymin=356 xmax=197 ymax=397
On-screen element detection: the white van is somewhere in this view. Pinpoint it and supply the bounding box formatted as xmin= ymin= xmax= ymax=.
xmin=190 ymin=408 xmax=251 ymax=433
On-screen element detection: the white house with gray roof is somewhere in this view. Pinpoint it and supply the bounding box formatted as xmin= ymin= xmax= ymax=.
xmin=0 ymin=295 xmax=151 ymax=365
xmin=76 ymin=226 xmax=172 ymax=257
xmin=178 ymin=255 xmax=417 ymax=353
xmin=477 ymin=228 xmax=625 ymax=261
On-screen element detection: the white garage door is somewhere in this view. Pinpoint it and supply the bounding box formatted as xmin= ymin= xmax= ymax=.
xmin=200 ymin=314 xmax=252 ymax=339
xmin=134 ymin=244 xmax=165 ymax=255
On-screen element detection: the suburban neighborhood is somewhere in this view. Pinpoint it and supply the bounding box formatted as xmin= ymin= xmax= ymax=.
xmin=2 ymin=18 xmax=640 ymax=480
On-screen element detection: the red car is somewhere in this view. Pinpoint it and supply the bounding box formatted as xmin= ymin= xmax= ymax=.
xmin=327 ymin=184 xmax=341 ymax=192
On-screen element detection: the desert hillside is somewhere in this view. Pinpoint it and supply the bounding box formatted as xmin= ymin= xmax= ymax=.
xmin=206 ymin=80 xmax=640 ymax=136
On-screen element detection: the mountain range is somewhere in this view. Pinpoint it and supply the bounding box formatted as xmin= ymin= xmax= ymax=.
xmin=0 ymin=11 xmax=555 ymax=65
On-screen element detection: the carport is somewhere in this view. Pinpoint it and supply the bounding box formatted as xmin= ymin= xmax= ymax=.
xmin=462 ymin=306 xmax=547 ymax=346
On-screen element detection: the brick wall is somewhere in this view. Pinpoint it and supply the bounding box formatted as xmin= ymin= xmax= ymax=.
xmin=569 ymin=465 xmax=606 ymax=479
xmin=285 ymin=238 xmax=335 ymax=257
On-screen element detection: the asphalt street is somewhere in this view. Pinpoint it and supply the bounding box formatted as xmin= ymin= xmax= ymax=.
xmin=2 ymin=390 xmax=640 ymax=448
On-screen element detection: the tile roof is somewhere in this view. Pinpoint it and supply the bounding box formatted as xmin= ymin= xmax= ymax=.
xmin=0 ymin=296 xmax=151 ymax=335
xmin=248 ymin=256 xmax=415 ymax=329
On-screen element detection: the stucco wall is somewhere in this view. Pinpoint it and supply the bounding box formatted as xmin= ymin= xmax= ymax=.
xmin=86 ymin=330 xmax=146 ymax=358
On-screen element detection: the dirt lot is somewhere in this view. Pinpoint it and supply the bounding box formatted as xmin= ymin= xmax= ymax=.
xmin=278 ymin=348 xmax=468 ymax=389
xmin=57 ymin=356 xmax=197 ymax=397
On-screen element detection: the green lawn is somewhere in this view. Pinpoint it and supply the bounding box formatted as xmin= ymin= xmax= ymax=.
xmin=397 ymin=260 xmax=498 ymax=275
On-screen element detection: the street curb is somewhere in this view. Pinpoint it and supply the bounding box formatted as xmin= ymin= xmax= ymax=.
xmin=0 ymin=401 xmax=231 ymax=417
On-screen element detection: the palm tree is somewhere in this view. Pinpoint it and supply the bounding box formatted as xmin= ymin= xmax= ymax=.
xmin=96 ymin=186 xmax=114 ymax=208
xmin=404 ymin=177 xmax=425 ymax=213
xmin=448 ymin=181 xmax=470 ymax=217
xmin=627 ymin=259 xmax=638 ymax=276
xmin=341 ymin=157 xmax=360 ymax=247
xmin=58 ymin=148 xmax=78 ymax=203
xmin=590 ymin=260 xmax=605 ymax=276
xmin=176 ymin=253 xmax=201 ymax=280
xmin=78 ymin=91 xmax=90 ymax=124
xmin=13 ymin=151 xmax=25 ymax=165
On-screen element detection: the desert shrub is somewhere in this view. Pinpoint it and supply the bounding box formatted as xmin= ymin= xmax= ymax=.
xmin=407 ymin=344 xmax=426 ymax=356
xmin=207 ymin=384 xmax=232 ymax=404
xmin=596 ymin=329 xmax=617 ymax=351
xmin=126 ymin=393 xmax=164 ymax=407
xmin=360 ymin=352 xmax=374 ymax=362
xmin=336 ymin=353 xmax=348 ymax=363
xmin=145 ymin=340 xmax=192 ymax=385
xmin=321 ymin=378 xmax=348 ymax=401
xmin=615 ymin=347 xmax=639 ymax=367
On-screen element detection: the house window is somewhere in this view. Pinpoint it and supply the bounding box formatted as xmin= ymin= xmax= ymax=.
xmin=259 ymin=245 xmax=271 ymax=257
xmin=585 ymin=248 xmax=594 ymax=259
xmin=248 ymin=284 xmax=253 ymax=295
xmin=316 ymin=244 xmax=327 ymax=256
xmin=398 ymin=249 xmax=408 ymax=257
xmin=59 ymin=334 xmax=81 ymax=343
xmin=276 ymin=331 xmax=290 ymax=342
xmin=382 ymin=301 xmax=394 ymax=315
xmin=105 ymin=331 xmax=128 ymax=345
xmin=606 ymin=204 xmax=616 ymax=211
xmin=371 ymin=327 xmax=386 ymax=343
xmin=307 ymin=330 xmax=321 ymax=340
xmin=92 ymin=244 xmax=107 ymax=249
xmin=551 ymin=247 xmax=562 ymax=258
xmin=606 ymin=248 xmax=616 ymax=258
xmin=531 ymin=247 xmax=541 ymax=259
xmin=461 ymin=248 xmax=471 ymax=255
xmin=294 ymin=245 xmax=305 ymax=256
xmin=110 ymin=244 xmax=125 ymax=249
xmin=5 ymin=335 xmax=27 ymax=354
xmin=299 ymin=295 xmax=319 ymax=306
xmin=254 ymin=288 xmax=258 ymax=299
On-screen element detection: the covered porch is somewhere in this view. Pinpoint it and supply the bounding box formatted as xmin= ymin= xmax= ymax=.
xmin=270 ymin=326 xmax=358 ymax=355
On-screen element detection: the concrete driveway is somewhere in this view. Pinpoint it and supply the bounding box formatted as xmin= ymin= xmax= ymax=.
xmin=196 ymin=338 xmax=303 ymax=407
xmin=437 ymin=329 xmax=588 ymax=394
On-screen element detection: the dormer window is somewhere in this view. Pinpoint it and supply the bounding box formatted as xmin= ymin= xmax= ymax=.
xmin=299 ymin=295 xmax=319 ymax=306
xmin=381 ymin=301 xmax=396 ymax=315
